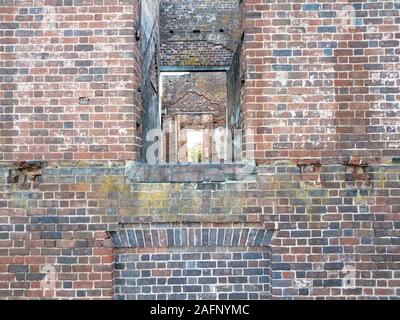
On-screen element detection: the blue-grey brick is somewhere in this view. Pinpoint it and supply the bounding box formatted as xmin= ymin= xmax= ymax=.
xmin=324 ymin=262 xmax=344 ymax=270
xmin=137 ymin=278 xmax=156 ymax=286
xmin=208 ymin=228 xmax=217 ymax=246
xmin=323 ymin=279 xmax=343 ymax=287
xmin=183 ymin=269 xmax=201 ymax=277
xmin=197 ymin=261 xmax=216 ymax=268
xmin=169 ymin=294 xmax=187 ymax=300
xmin=168 ymin=278 xmax=187 ymax=285
xmin=140 ymin=254 xmax=150 ymax=261
xmin=194 ymin=228 xmax=201 ymax=247
xmin=9 ymin=265 xmax=28 ymax=273
xmin=228 ymin=276 xmax=247 ymax=284
xmin=217 ymin=228 xmax=225 ymax=246
xmin=228 ymin=261 xmax=247 ymax=268
xmin=180 ymin=228 xmax=187 ymax=247
xmin=272 ymin=263 xmax=292 ymax=271
xmin=127 ymin=230 xmax=137 ymax=248
xmin=74 ymin=44 xmax=94 ymax=51
xmin=183 ymin=285 xmax=202 ymax=293
xmin=323 ymin=246 xmax=343 ymax=254
xmin=41 ymin=232 xmax=62 ymax=239
xmin=89 ymin=67 xmax=108 ymax=75
xmin=319 ymin=11 xmax=337 ymax=18
xmin=237 ymin=228 xmax=248 ymax=246
xmin=261 ymin=231 xmax=273 ymax=247
xmin=302 ymin=4 xmax=321 ymax=11
xmin=167 ymin=229 xmax=174 ymax=247
xmin=224 ymin=229 xmax=233 ymax=246
xmin=150 ymin=230 xmax=159 ymax=247
xmin=121 ymin=286 xmax=141 ymax=294
xmin=112 ymin=234 xmax=122 ymax=248
xmin=182 ymin=253 xmax=201 ymax=260
xmin=244 ymin=268 xmax=264 ymax=276
xmin=119 ymin=230 xmax=129 ymax=247
xmin=247 ymin=229 xmax=257 ymax=246
xmin=0 ymin=225 xmax=12 ymax=231
xmin=135 ymin=230 xmax=144 ymax=247
xmin=273 ymin=50 xmax=292 ymax=56
xmin=143 ymin=230 xmax=152 ymax=247
xmin=253 ymin=230 xmax=265 ymax=246
xmin=201 ymin=229 xmax=209 ymax=247
xmin=231 ymin=229 xmax=241 ymax=246
xmin=174 ymin=229 xmax=182 ymax=247
xmin=199 ymin=277 xmax=217 ymax=284
xmin=318 ymin=26 xmax=337 ymax=33
xmin=0 ymin=23 xmax=19 ymax=29
xmin=58 ymin=257 xmax=77 ymax=264
xmin=272 ymin=64 xmax=293 ymax=72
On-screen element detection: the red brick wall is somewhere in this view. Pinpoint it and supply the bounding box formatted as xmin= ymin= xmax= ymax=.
xmin=241 ymin=0 xmax=399 ymax=165
xmin=0 ymin=0 xmax=142 ymax=163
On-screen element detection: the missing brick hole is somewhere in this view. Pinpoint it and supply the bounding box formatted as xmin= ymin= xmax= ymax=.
xmin=343 ymin=160 xmax=370 ymax=188
xmin=345 ymin=166 xmax=370 ymax=187
xmin=79 ymin=97 xmax=90 ymax=105
xmin=7 ymin=161 xmax=46 ymax=190
xmin=296 ymin=160 xmax=321 ymax=174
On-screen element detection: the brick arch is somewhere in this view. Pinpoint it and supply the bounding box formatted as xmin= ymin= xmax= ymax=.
xmin=111 ymin=223 xmax=273 ymax=300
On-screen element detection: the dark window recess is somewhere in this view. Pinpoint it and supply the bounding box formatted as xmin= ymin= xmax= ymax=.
xmin=139 ymin=0 xmax=244 ymax=165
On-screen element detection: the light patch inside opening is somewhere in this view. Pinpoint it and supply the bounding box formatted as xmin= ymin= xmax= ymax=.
xmin=186 ymin=129 xmax=203 ymax=163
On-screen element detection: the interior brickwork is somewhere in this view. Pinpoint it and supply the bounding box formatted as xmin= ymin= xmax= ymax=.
xmin=159 ymin=0 xmax=241 ymax=67
xmin=161 ymin=72 xmax=227 ymax=128
xmin=0 ymin=0 xmax=399 ymax=300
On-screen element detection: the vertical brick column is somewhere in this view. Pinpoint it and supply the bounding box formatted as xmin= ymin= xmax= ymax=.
xmin=241 ymin=0 xmax=399 ymax=164
xmin=0 ymin=0 xmax=142 ymax=162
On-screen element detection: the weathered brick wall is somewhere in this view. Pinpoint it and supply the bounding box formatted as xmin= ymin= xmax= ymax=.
xmin=1 ymin=163 xmax=399 ymax=299
xmin=1 ymin=0 xmax=400 ymax=301
xmin=241 ymin=0 xmax=400 ymax=164
xmin=159 ymin=0 xmax=241 ymax=67
xmin=0 ymin=0 xmax=142 ymax=162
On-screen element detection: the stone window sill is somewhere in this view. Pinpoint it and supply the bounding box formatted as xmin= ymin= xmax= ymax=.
xmin=126 ymin=162 xmax=257 ymax=183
